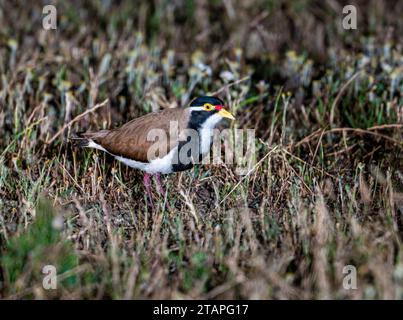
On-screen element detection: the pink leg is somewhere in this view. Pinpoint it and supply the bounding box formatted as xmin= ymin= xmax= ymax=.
xmin=143 ymin=173 xmax=154 ymax=209
xmin=155 ymin=173 xmax=172 ymax=210
xmin=155 ymin=173 xmax=165 ymax=195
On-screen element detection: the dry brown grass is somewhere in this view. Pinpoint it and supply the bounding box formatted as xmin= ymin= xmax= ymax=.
xmin=0 ymin=0 xmax=402 ymax=299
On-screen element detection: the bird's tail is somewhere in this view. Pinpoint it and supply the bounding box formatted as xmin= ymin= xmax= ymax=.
xmin=69 ymin=134 xmax=90 ymax=148
xmin=69 ymin=130 xmax=110 ymax=148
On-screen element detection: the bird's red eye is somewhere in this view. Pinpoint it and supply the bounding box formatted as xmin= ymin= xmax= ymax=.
xmin=215 ymin=105 xmax=223 ymax=111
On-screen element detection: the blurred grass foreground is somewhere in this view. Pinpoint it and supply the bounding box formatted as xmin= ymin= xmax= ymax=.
xmin=0 ymin=1 xmax=402 ymax=299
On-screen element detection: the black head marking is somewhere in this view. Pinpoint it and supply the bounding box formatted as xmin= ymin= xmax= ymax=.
xmin=188 ymin=111 xmax=211 ymax=130
xmin=189 ymin=96 xmax=224 ymax=107
xmin=187 ymin=96 xmax=224 ymax=130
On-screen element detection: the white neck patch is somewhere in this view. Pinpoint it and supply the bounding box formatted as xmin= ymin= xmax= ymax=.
xmin=198 ymin=113 xmax=223 ymax=155
xmin=200 ymin=112 xmax=223 ymax=129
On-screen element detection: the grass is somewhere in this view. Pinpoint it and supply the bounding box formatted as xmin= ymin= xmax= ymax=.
xmin=0 ymin=0 xmax=402 ymax=299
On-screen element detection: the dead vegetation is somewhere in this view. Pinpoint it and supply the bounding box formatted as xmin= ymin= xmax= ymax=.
xmin=0 ymin=0 xmax=402 ymax=299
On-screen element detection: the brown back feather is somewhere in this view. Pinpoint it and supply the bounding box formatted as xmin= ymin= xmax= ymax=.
xmin=89 ymin=108 xmax=190 ymax=162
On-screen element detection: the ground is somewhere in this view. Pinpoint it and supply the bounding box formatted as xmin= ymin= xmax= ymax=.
xmin=0 ymin=0 xmax=402 ymax=299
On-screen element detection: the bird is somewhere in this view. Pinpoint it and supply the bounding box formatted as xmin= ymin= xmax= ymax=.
xmin=72 ymin=96 xmax=235 ymax=205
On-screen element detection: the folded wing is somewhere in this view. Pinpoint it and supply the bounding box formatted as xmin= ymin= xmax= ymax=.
xmin=83 ymin=108 xmax=190 ymax=163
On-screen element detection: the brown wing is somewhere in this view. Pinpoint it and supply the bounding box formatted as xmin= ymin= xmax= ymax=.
xmin=88 ymin=108 xmax=190 ymax=162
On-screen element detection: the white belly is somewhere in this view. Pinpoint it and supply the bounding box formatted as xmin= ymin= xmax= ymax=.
xmin=87 ymin=139 xmax=177 ymax=174
xmin=115 ymin=146 xmax=178 ymax=174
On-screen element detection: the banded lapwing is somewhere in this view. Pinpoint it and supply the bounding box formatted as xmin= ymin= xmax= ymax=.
xmin=73 ymin=96 xmax=235 ymax=204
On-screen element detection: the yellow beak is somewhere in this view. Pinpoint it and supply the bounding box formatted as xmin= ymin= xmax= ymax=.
xmin=218 ymin=109 xmax=235 ymax=120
